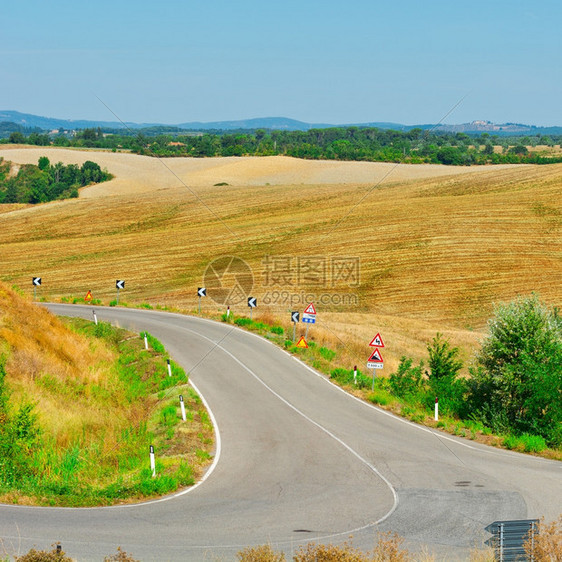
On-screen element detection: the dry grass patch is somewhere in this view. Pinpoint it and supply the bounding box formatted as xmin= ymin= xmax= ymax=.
xmin=0 ymin=282 xmax=213 ymax=505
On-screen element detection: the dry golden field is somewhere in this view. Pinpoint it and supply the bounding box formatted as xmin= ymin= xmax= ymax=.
xmin=0 ymin=146 xmax=560 ymax=373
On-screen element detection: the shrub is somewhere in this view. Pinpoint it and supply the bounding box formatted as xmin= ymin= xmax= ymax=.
xmin=294 ymin=541 xmax=368 ymax=561
xmin=389 ymin=357 xmax=425 ymax=399
xmin=319 ymin=346 xmax=336 ymax=362
xmin=104 ymin=547 xmax=140 ymax=562
xmin=469 ymin=295 xmax=562 ymax=447
xmin=15 ymin=545 xmax=72 ymax=561
xmin=372 ymin=531 xmax=411 ymax=561
xmin=427 ymin=333 xmax=463 ymax=383
xmin=369 ymin=387 xmax=394 ymax=406
xmin=237 ymin=544 xmax=286 ymax=561
xmin=524 ymin=515 xmax=562 ymax=561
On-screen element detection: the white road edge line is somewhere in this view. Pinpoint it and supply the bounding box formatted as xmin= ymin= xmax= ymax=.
xmin=41 ymin=305 xmax=400 ymax=539
xmin=151 ymin=318 xmax=400 ymax=532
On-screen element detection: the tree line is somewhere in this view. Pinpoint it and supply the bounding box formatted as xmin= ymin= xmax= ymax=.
xmin=0 ymin=157 xmax=112 ymax=204
xmin=3 ymin=127 xmax=562 ymax=165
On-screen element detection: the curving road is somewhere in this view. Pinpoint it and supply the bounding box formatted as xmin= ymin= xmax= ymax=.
xmin=0 ymin=305 xmax=560 ymax=561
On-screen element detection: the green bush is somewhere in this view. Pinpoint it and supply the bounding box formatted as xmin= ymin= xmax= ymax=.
xmin=389 ymin=357 xmax=426 ymax=399
xmin=469 ymin=295 xmax=562 ymax=447
xmin=504 ymin=433 xmax=547 ymax=453
xmin=319 ymin=346 xmax=336 ymax=362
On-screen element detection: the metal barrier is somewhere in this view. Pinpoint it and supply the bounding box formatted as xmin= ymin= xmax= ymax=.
xmin=485 ymin=519 xmax=539 ymax=561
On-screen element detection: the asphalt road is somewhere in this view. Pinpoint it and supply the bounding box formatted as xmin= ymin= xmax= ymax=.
xmin=0 ymin=305 xmax=560 ymax=561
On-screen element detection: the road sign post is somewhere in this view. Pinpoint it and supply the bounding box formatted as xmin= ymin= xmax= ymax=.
xmin=291 ymin=311 xmax=299 ymax=342
xmin=367 ymin=348 xmax=384 ymax=390
xmin=302 ymin=303 xmax=316 ymax=340
xmin=197 ymin=287 xmax=206 ymax=314
xmin=116 ymin=280 xmax=125 ymax=305
xmin=248 ymin=297 xmax=257 ymax=320
xmin=32 ymin=277 xmax=41 ymax=301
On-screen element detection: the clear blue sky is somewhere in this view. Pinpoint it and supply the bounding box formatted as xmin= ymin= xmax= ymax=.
xmin=3 ymin=0 xmax=561 ymax=126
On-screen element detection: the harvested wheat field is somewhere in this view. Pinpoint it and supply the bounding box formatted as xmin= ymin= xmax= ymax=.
xmin=0 ymin=146 xmax=560 ymax=372
xmin=0 ymin=146 xmax=520 ymax=197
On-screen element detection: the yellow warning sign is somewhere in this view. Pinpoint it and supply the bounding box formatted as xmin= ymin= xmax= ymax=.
xmin=84 ymin=290 xmax=93 ymax=302
xmin=296 ymin=336 xmax=308 ymax=349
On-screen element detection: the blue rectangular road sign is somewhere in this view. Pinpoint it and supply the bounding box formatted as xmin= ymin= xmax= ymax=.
xmin=302 ymin=316 xmax=316 ymax=324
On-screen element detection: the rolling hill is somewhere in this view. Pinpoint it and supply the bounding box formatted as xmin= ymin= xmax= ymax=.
xmin=0 ymin=146 xmax=560 ymax=372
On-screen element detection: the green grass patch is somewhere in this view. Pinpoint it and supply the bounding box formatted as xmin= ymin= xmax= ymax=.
xmin=504 ymin=433 xmax=547 ymax=453
xmin=0 ymin=319 xmax=212 ymax=506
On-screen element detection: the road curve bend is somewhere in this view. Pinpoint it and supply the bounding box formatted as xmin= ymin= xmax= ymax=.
xmin=0 ymin=305 xmax=559 ymax=561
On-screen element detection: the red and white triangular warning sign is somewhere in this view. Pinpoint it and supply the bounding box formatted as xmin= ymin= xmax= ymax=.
xmin=303 ymin=303 xmax=316 ymax=315
xmin=368 ymin=348 xmax=383 ymax=362
xmin=369 ymin=333 xmax=384 ymax=347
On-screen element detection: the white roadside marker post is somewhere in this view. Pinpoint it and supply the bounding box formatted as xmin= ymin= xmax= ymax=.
xmin=149 ymin=445 xmax=156 ymax=477
xmin=179 ymin=395 xmax=186 ymax=422
xmin=226 ymin=305 xmax=230 ymax=319
xmin=144 ymin=333 xmax=149 ymax=350
xmin=93 ymin=310 xmax=98 ymax=325
xmin=435 ymin=397 xmax=439 ymax=421
xmin=167 ymin=359 xmax=172 ymax=377
xmin=353 ymin=365 xmax=357 ymax=385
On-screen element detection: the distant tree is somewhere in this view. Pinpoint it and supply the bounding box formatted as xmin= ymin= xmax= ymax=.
xmin=509 ymin=144 xmax=529 ymax=155
xmin=8 ymin=131 xmax=25 ymax=144
xmin=436 ymin=146 xmax=464 ymax=165
xmin=38 ymin=156 xmax=50 ymax=171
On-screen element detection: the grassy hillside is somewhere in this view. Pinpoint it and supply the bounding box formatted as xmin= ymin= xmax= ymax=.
xmin=0 ymin=283 xmax=213 ymax=505
xmin=0 ymin=149 xmax=560 ymax=373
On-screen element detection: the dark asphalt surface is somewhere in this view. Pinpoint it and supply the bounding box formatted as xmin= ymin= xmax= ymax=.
xmin=0 ymin=305 xmax=559 ymax=561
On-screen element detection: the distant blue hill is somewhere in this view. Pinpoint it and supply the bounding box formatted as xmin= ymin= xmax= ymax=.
xmin=1 ymin=110 xmax=561 ymax=135
xmin=0 ymin=110 xmax=153 ymax=131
